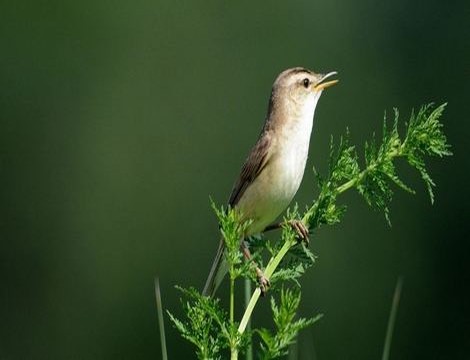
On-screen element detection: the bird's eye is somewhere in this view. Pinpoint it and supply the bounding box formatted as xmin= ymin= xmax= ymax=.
xmin=303 ymin=78 xmax=310 ymax=88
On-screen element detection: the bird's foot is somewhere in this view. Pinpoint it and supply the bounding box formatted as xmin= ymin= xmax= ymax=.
xmin=288 ymin=220 xmax=310 ymax=245
xmin=256 ymin=268 xmax=270 ymax=296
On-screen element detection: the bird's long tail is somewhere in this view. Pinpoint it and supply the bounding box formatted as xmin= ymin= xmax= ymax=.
xmin=202 ymin=239 xmax=228 ymax=297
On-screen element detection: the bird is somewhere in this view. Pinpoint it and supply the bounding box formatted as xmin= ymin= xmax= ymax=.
xmin=203 ymin=67 xmax=338 ymax=296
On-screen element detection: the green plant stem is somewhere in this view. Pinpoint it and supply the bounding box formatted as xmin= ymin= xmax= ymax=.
xmin=231 ymin=350 xmax=238 ymax=360
xmin=336 ymin=176 xmax=359 ymax=194
xmin=336 ymin=152 xmax=402 ymax=195
xmin=239 ymin=236 xmax=295 ymax=333
xmin=230 ymin=275 xmax=235 ymax=324
xmin=244 ymin=279 xmax=253 ymax=360
xmin=230 ymin=273 xmax=237 ymax=359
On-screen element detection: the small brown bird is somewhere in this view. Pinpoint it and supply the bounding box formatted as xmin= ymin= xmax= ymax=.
xmin=203 ymin=67 xmax=338 ymax=296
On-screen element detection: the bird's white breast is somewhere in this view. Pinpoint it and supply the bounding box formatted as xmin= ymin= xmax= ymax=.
xmin=268 ymin=104 xmax=315 ymax=207
xmin=238 ymin=95 xmax=320 ymax=235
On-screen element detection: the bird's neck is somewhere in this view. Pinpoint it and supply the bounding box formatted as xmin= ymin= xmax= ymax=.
xmin=272 ymin=94 xmax=320 ymax=140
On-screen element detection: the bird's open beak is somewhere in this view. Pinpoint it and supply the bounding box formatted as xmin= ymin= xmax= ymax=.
xmin=314 ymin=71 xmax=339 ymax=91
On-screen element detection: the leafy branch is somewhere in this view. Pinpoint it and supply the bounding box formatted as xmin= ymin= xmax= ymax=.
xmin=168 ymin=103 xmax=451 ymax=359
xmin=257 ymin=288 xmax=322 ymax=359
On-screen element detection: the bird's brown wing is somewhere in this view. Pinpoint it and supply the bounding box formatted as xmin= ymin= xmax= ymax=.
xmin=228 ymin=132 xmax=272 ymax=207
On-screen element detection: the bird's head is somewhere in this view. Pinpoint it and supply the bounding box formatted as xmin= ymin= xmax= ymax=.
xmin=269 ymin=67 xmax=338 ymax=118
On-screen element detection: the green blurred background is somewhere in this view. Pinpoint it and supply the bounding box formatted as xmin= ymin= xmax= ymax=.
xmin=1 ymin=0 xmax=469 ymax=358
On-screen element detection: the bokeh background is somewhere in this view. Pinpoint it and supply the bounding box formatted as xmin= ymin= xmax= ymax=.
xmin=1 ymin=0 xmax=469 ymax=358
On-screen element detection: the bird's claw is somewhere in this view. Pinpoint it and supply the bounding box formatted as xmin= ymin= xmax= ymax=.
xmin=288 ymin=220 xmax=310 ymax=245
xmin=256 ymin=269 xmax=270 ymax=296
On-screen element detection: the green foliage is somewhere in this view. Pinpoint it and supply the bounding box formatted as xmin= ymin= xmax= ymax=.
xmin=305 ymin=134 xmax=357 ymax=229
xmin=168 ymin=103 xmax=451 ymax=359
xmin=167 ymin=287 xmax=228 ymax=360
xmin=305 ymin=103 xmax=451 ymax=227
xmin=168 ymin=286 xmax=249 ymax=360
xmin=257 ymin=288 xmax=322 ymax=360
xmin=211 ymin=201 xmax=253 ymax=280
xmin=402 ymin=104 xmax=452 ymax=202
xmin=356 ymin=104 xmax=451 ymax=221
